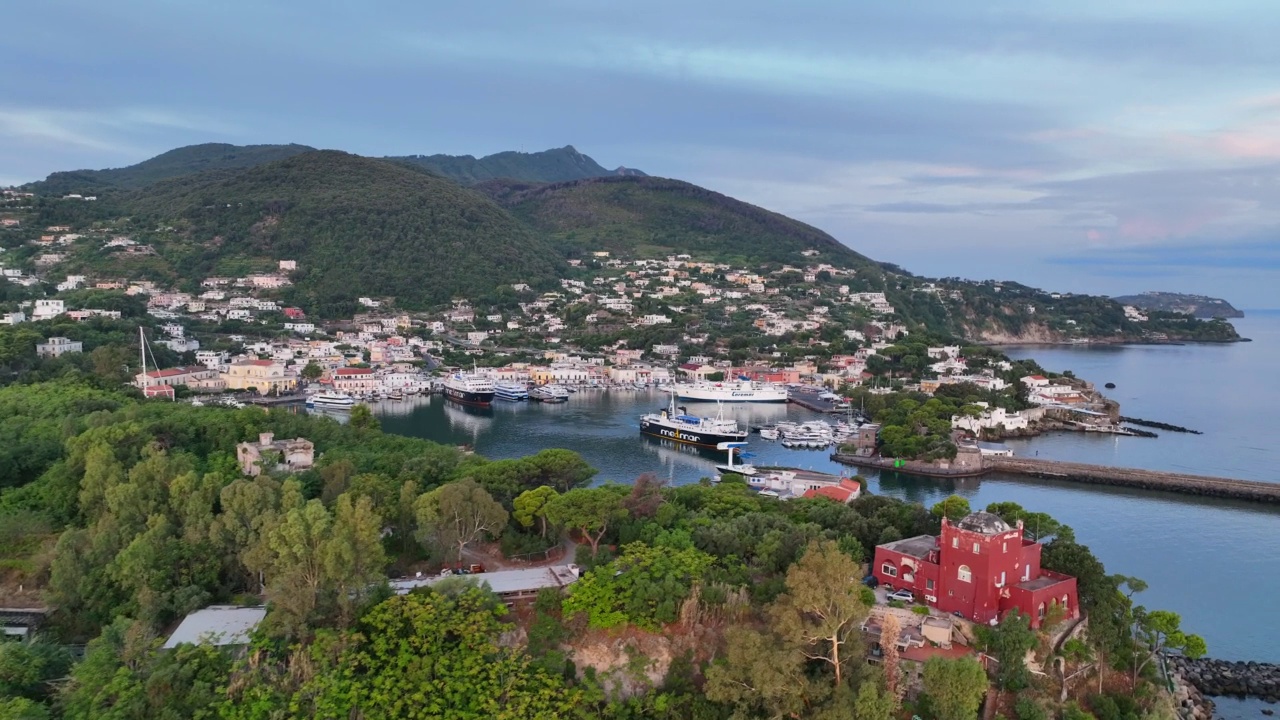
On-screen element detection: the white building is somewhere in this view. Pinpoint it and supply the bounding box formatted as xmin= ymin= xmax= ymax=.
xmin=36 ymin=336 xmax=83 ymax=357
xmin=952 ymin=402 xmax=1029 ymax=433
xmin=32 ymin=299 xmax=65 ymax=321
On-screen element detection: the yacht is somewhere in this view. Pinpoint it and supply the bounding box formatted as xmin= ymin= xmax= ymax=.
xmin=673 ymin=378 xmax=788 ymax=403
xmin=306 ymin=391 xmax=355 ymax=409
xmin=530 ymin=385 xmax=570 ymax=403
xmin=639 ymin=393 xmax=747 ymax=448
xmin=493 ymin=381 xmax=529 ymax=402
xmin=441 ymin=372 xmax=496 ymax=407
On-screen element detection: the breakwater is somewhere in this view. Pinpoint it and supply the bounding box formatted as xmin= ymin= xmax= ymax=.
xmin=987 ymin=457 xmax=1280 ymax=503
xmin=1166 ymin=655 xmax=1280 ymax=702
xmin=1120 ymin=416 xmax=1203 ymax=435
xmin=830 ymin=453 xmax=990 ymax=479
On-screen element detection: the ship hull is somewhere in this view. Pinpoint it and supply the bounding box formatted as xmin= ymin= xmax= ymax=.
xmin=443 ymin=386 xmax=495 ymax=407
xmin=639 ymin=419 xmax=747 ymax=448
xmin=673 ymin=386 xmax=788 ymax=403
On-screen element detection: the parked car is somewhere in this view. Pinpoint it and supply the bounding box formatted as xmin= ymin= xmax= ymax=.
xmin=862 ymin=575 xmax=879 ymax=588
xmin=886 ymin=589 xmax=915 ymax=603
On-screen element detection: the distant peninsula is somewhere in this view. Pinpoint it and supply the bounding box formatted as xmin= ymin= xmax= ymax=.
xmin=1112 ymin=292 xmax=1244 ymax=319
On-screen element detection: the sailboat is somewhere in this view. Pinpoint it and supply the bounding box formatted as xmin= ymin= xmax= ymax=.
xmin=136 ymin=327 xmax=176 ymax=400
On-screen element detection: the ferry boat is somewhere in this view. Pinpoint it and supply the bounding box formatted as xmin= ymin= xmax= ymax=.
xmin=673 ymin=378 xmax=788 ymax=403
xmin=306 ymin=391 xmax=355 ymax=409
xmin=530 ymin=385 xmax=570 ymax=403
xmin=493 ymin=381 xmax=529 ymax=402
xmin=639 ymin=393 xmax=747 ymax=448
xmin=441 ymin=372 xmax=496 ymax=407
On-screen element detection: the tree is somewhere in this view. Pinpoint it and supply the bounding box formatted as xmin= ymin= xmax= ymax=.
xmin=348 ymin=404 xmax=378 ymax=431
xmin=525 ymin=448 xmax=597 ymax=493
xmin=704 ymin=626 xmax=828 ymax=719
xmin=561 ymin=542 xmax=714 ymax=630
xmin=513 ymin=486 xmax=559 ymax=537
xmin=415 ymin=478 xmax=508 ymax=561
xmin=323 ymin=492 xmax=388 ymax=624
xmin=769 ymin=539 xmax=870 ymax=686
xmin=1131 ymin=609 xmax=1206 ymax=683
xmin=300 ymin=361 xmax=322 ymax=381
xmin=921 ymin=656 xmax=989 ymax=720
xmin=543 ymin=485 xmax=626 ymax=557
xmin=262 ymin=499 xmax=333 ymax=636
xmin=297 ymin=589 xmax=580 ymax=719
xmin=880 ymin=612 xmax=905 ymax=707
xmin=852 ymin=680 xmax=896 ymax=720
xmin=931 ymin=495 xmax=971 ymax=522
xmin=975 ymin=610 xmax=1037 ymax=690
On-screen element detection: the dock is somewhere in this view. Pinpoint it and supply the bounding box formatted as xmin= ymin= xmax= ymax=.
xmin=986 ymin=457 xmax=1280 ymax=504
xmin=787 ymin=387 xmax=846 ymax=413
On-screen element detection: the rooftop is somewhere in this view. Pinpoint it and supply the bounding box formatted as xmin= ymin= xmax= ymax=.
xmin=1017 ymin=573 xmax=1073 ymax=592
xmin=955 ymin=511 xmax=1013 ymax=535
xmin=163 ymin=605 xmax=266 ymax=648
xmin=880 ymin=534 xmax=938 ymax=560
xmin=390 ymin=565 xmax=580 ymax=597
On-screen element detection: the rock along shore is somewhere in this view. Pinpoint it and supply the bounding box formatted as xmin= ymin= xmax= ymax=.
xmin=1166 ymin=655 xmax=1280 ymax=703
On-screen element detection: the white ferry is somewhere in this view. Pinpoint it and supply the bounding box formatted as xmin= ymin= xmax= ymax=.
xmin=441 ymin=372 xmax=496 ymax=407
xmin=674 ymin=379 xmax=788 ymax=403
xmin=493 ymin=382 xmax=529 ymax=402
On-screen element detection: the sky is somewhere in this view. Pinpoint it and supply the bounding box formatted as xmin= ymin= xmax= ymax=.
xmin=3 ymin=1 xmax=1278 ymax=307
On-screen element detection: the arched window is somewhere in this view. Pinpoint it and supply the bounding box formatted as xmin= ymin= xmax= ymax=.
xmin=1062 ymin=594 xmax=1070 ymax=612
xmin=881 ymin=562 xmax=898 ymax=578
xmin=1038 ymin=602 xmax=1046 ymax=618
xmin=957 ymin=565 xmax=972 ymax=583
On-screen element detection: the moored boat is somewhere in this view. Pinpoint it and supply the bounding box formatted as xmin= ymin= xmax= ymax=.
xmin=493 ymin=381 xmax=529 ymax=401
xmin=306 ymin=391 xmax=355 ymax=409
xmin=674 ymin=378 xmax=788 ymax=403
xmin=640 ymin=393 xmax=747 ymax=448
xmin=441 ymin=372 xmax=496 ymax=407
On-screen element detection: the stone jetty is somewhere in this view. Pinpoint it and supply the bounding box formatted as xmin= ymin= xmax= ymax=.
xmin=1166 ymin=655 xmax=1280 ymax=703
xmin=986 ymin=457 xmax=1280 ymax=504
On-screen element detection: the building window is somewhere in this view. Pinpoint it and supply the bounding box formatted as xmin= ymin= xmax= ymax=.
xmin=1062 ymin=594 xmax=1069 ymax=612
xmin=1002 ymin=541 xmax=1007 ymax=553
xmin=973 ymin=542 xmax=980 ymax=554
xmin=926 ymin=579 xmax=935 ymax=591
xmin=957 ymin=565 xmax=972 ymax=583
xmin=1024 ymin=565 xmax=1031 ymax=581
xmin=996 ymin=571 xmax=1006 ymax=588
xmin=881 ymin=563 xmax=897 ymax=578
xmin=951 ymin=536 xmax=958 ymax=548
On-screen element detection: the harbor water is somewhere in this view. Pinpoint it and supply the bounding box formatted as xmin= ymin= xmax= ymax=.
xmin=370 ymin=311 xmax=1280 ymax=715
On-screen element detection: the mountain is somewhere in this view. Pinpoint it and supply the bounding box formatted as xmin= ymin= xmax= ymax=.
xmin=120 ymin=151 xmax=564 ymax=314
xmin=1111 ymin=292 xmax=1244 ymax=319
xmin=24 ymin=143 xmax=316 ymax=196
xmin=480 ymin=175 xmax=877 ymax=269
xmin=389 ymin=146 xmax=645 ymax=186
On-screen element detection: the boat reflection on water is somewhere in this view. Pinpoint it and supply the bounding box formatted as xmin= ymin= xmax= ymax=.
xmin=364 ymin=394 xmax=433 ymax=418
xmin=638 ymin=435 xmax=723 ymax=480
xmin=674 ymin=399 xmax=791 ymax=427
xmin=442 ymin=397 xmax=494 ymax=444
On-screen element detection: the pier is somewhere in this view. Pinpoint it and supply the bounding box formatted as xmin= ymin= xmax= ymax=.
xmin=787 ymin=387 xmax=846 ymax=413
xmin=829 ymin=454 xmax=1280 ymax=503
xmin=986 ymin=457 xmax=1280 ymax=503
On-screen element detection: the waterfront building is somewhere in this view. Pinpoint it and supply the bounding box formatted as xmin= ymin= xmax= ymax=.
xmin=871 ymin=511 xmax=1079 ymax=628
xmin=225 ymin=359 xmax=295 ymax=395
xmin=332 ymin=367 xmax=378 ymax=394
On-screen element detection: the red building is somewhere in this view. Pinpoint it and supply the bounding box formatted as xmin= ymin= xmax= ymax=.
xmin=872 ymin=511 xmax=1078 ymax=628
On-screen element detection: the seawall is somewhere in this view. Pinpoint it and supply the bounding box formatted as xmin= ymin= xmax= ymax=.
xmin=986 ymin=457 xmax=1280 ymax=504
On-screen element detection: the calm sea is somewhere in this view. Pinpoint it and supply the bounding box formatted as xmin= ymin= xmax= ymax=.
xmin=370 ymin=310 xmax=1280 ymax=713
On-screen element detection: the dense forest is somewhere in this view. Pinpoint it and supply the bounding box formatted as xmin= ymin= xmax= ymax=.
xmin=0 ymin=375 xmax=1203 ymax=719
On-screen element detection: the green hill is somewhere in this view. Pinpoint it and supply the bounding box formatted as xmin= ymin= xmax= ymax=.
xmin=485 ymin=175 xmax=876 ymax=269
xmin=1111 ymin=292 xmax=1244 ymax=319
xmin=25 ymin=143 xmax=316 ymax=195
xmin=389 ymin=145 xmax=645 ymax=185
xmin=121 ymin=151 xmax=564 ymax=314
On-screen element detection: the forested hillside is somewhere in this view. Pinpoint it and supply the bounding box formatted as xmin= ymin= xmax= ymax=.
xmin=488 ymin=175 xmax=879 ymax=269
xmin=24 ymin=143 xmax=315 ymax=196
xmin=120 ymin=151 xmax=565 ymax=315
xmin=390 ymin=145 xmax=644 ymax=185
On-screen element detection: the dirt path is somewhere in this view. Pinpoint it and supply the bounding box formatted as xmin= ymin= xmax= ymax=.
xmin=460 ymin=537 xmax=579 ymax=571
